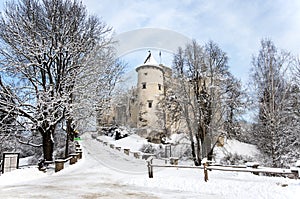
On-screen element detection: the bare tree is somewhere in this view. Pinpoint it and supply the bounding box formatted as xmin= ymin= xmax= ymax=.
xmin=170 ymin=40 xmax=233 ymax=165
xmin=292 ymin=57 xmax=300 ymax=118
xmin=72 ymin=44 xmax=125 ymax=132
xmin=250 ymin=39 xmax=295 ymax=167
xmin=0 ymin=0 xmax=115 ymax=161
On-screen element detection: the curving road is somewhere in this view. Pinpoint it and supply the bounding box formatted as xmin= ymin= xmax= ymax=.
xmin=0 ymin=133 xmax=205 ymax=199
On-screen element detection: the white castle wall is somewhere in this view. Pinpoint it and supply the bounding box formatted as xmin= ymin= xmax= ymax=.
xmin=136 ymin=64 xmax=165 ymax=130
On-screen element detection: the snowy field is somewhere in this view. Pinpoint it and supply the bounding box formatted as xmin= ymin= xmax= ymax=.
xmin=0 ymin=133 xmax=299 ymax=199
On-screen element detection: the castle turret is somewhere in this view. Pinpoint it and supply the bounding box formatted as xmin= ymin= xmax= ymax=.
xmin=135 ymin=51 xmax=165 ymax=132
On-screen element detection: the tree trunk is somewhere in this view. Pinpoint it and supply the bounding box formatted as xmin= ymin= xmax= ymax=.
xmin=42 ymin=131 xmax=54 ymax=161
xmin=187 ymin=125 xmax=198 ymax=165
xmin=65 ymin=132 xmax=69 ymax=159
xmin=184 ymin=103 xmax=200 ymax=166
xmin=65 ymin=118 xmax=74 ymax=158
xmin=190 ymin=136 xmax=199 ymax=166
xmin=195 ymin=133 xmax=202 ymax=165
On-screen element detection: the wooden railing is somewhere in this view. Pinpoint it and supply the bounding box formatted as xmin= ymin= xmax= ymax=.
xmin=93 ymin=135 xmax=300 ymax=181
xmin=146 ymin=156 xmax=299 ymax=181
xmin=96 ymin=137 xmax=145 ymax=160
xmin=54 ymin=144 xmax=83 ymax=172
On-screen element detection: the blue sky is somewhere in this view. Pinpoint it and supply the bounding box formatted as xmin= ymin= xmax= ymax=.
xmin=82 ymin=0 xmax=300 ymax=84
xmin=1 ymin=0 xmax=299 ymax=84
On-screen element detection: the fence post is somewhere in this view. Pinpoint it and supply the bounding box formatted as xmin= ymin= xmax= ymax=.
xmin=147 ymin=157 xmax=153 ymax=178
xmin=55 ymin=159 xmax=65 ymax=172
xmin=69 ymin=154 xmax=78 ymax=165
xmin=76 ymin=148 xmax=82 ymax=159
xmin=133 ymin=152 xmax=141 ymax=159
xmin=203 ymin=162 xmax=208 ymax=182
xmin=124 ymin=149 xmax=130 ymax=155
xmin=115 ymin=146 xmax=121 ymax=151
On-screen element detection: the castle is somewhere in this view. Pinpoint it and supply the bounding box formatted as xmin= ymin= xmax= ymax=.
xmin=102 ymin=50 xmax=223 ymax=153
xmin=111 ymin=51 xmax=172 ymax=142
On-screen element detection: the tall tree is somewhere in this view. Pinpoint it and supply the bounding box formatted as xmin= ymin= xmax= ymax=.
xmin=0 ymin=0 xmax=115 ymax=161
xmin=171 ymin=40 xmax=234 ymax=165
xmin=250 ymin=39 xmax=294 ymax=167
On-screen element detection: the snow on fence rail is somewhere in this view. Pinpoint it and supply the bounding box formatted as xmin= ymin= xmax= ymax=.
xmin=93 ymin=134 xmax=300 ymax=181
xmin=96 ymin=136 xmax=173 ymax=162
xmin=146 ymin=157 xmax=300 ymax=182
xmin=54 ymin=143 xmax=83 ymax=172
xmin=95 ymin=137 xmax=146 ymax=160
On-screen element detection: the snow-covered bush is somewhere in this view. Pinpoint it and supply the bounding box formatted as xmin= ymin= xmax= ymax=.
xmin=139 ymin=143 xmax=165 ymax=157
xmin=100 ymin=126 xmax=132 ymax=140
xmin=139 ymin=144 xmax=157 ymax=154
xmin=220 ymin=152 xmax=253 ymax=165
xmin=165 ymin=133 xmax=193 ymax=160
xmin=169 ymin=143 xmax=192 ymax=159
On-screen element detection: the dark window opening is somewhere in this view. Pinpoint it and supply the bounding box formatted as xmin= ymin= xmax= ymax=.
xmin=142 ymin=82 xmax=146 ymax=89
xmin=158 ymin=84 xmax=162 ymax=90
xmin=148 ymin=100 xmax=153 ymax=108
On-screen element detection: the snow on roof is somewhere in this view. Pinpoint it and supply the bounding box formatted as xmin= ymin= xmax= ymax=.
xmin=146 ymin=54 xmax=158 ymax=65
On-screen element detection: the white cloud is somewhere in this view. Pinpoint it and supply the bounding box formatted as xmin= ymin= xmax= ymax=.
xmin=3 ymin=0 xmax=300 ymax=82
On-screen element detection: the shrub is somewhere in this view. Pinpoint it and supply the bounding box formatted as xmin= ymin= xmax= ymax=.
xmin=139 ymin=144 xmax=157 ymax=154
xmin=220 ymin=152 xmax=253 ymax=165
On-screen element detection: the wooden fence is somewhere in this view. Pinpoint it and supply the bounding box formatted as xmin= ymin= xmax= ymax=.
xmin=146 ymin=157 xmax=299 ymax=182
xmin=96 ymin=137 xmax=147 ymax=160
xmin=93 ymin=134 xmax=300 ymax=181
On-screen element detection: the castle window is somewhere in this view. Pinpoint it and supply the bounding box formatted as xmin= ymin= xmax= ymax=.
xmin=144 ymin=72 xmax=148 ymax=76
xmin=158 ymin=84 xmax=162 ymax=90
xmin=148 ymin=100 xmax=153 ymax=108
xmin=142 ymin=82 xmax=146 ymax=89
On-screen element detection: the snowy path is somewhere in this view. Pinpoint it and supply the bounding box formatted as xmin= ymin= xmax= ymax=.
xmin=0 ymin=134 xmax=208 ymax=199
xmin=0 ymin=133 xmax=299 ymax=199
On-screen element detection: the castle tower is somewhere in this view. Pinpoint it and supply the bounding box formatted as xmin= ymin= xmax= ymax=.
xmin=135 ymin=51 xmax=166 ymax=132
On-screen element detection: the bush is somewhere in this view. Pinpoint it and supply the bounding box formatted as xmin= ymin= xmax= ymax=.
xmin=139 ymin=144 xmax=157 ymax=154
xmin=220 ymin=152 xmax=253 ymax=165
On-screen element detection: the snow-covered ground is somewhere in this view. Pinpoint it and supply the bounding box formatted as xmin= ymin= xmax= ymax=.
xmin=0 ymin=133 xmax=299 ymax=199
